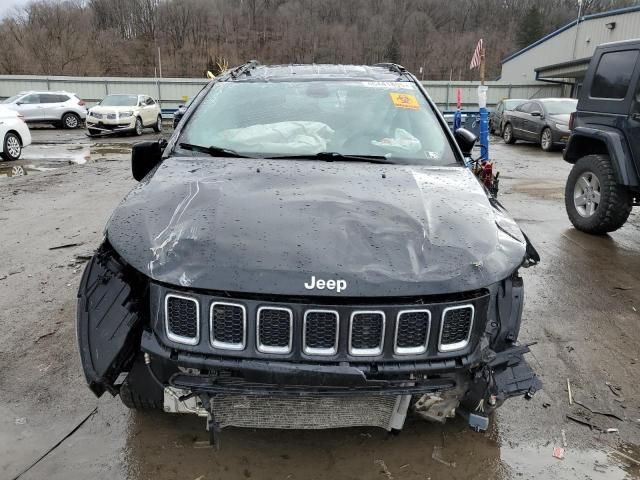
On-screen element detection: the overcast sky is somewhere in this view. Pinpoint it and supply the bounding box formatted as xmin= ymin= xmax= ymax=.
xmin=0 ymin=0 xmax=32 ymax=18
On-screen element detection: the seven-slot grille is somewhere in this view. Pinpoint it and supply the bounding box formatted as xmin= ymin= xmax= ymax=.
xmin=257 ymin=307 xmax=293 ymax=354
xmin=439 ymin=305 xmax=474 ymax=352
xmin=210 ymin=302 xmax=246 ymax=350
xmin=349 ymin=311 xmax=385 ymax=356
xmin=303 ymin=310 xmax=339 ymax=355
xmin=165 ymin=294 xmax=199 ymax=345
xmin=395 ymin=310 xmax=431 ymax=355
xmin=163 ymin=294 xmax=476 ymax=356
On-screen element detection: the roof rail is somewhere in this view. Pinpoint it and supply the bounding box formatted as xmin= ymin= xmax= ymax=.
xmin=373 ymin=63 xmax=407 ymax=74
xmin=230 ymin=60 xmax=260 ymax=78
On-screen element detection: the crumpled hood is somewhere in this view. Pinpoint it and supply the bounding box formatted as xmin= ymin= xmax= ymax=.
xmin=106 ymin=157 xmax=527 ymax=296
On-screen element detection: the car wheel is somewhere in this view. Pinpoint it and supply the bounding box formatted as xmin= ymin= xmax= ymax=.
xmin=119 ymin=356 xmax=163 ymax=410
xmin=134 ymin=117 xmax=143 ymax=136
xmin=503 ymin=123 xmax=516 ymax=144
xmin=1 ymin=132 xmax=22 ymax=161
xmin=62 ymin=112 xmax=81 ymax=129
xmin=153 ymin=115 xmax=163 ymax=133
xmin=541 ymin=127 xmax=553 ymax=151
xmin=565 ymin=154 xmax=632 ymax=234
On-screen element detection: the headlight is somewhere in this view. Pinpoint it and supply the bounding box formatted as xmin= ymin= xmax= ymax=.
xmin=555 ymin=123 xmax=569 ymax=132
xmin=120 ymin=111 xmax=134 ymax=117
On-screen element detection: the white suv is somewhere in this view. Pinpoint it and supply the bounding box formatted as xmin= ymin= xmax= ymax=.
xmin=2 ymin=91 xmax=87 ymax=129
xmin=87 ymin=94 xmax=162 ymax=136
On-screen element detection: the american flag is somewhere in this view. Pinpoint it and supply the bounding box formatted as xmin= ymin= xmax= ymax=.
xmin=470 ymin=39 xmax=483 ymax=70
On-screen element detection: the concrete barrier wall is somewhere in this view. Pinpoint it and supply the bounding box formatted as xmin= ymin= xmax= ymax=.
xmin=0 ymin=75 xmax=565 ymax=110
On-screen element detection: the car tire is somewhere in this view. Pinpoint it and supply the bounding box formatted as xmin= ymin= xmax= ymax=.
xmin=119 ymin=357 xmax=163 ymax=410
xmin=503 ymin=123 xmax=516 ymax=144
xmin=153 ymin=115 xmax=162 ymax=133
xmin=1 ymin=132 xmax=22 ymax=161
xmin=565 ymin=154 xmax=632 ymax=234
xmin=541 ymin=127 xmax=554 ymax=152
xmin=134 ymin=117 xmax=144 ymax=136
xmin=62 ymin=112 xmax=81 ymax=129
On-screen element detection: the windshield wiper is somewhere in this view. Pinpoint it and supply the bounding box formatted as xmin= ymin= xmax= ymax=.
xmin=178 ymin=143 xmax=250 ymax=158
xmin=266 ymin=152 xmax=393 ymax=164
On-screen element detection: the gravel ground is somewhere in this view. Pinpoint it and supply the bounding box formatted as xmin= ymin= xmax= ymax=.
xmin=0 ymin=129 xmax=639 ymax=480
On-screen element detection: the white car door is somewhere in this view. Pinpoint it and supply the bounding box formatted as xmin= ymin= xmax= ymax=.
xmin=138 ymin=96 xmax=151 ymax=125
xmin=15 ymin=94 xmax=44 ymax=122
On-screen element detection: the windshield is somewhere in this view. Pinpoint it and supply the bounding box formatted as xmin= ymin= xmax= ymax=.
xmin=178 ymin=81 xmax=458 ymax=165
xmin=542 ymin=99 xmax=578 ymax=115
xmin=100 ymin=94 xmax=138 ymax=107
xmin=3 ymin=94 xmax=22 ymax=104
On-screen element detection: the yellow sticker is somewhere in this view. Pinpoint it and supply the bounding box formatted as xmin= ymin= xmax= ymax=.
xmin=389 ymin=92 xmax=420 ymax=110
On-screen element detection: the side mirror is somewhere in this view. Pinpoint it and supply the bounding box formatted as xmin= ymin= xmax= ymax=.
xmin=131 ymin=140 xmax=166 ymax=181
xmin=454 ymin=128 xmax=478 ymax=157
xmin=531 ymin=111 xmax=541 ymax=117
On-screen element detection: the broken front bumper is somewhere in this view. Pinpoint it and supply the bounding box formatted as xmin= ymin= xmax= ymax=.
xmin=77 ymin=244 xmax=540 ymax=435
xmin=141 ymin=330 xmax=539 ymax=432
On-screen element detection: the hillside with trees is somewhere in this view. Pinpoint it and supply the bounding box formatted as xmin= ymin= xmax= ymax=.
xmin=0 ymin=0 xmax=636 ymax=79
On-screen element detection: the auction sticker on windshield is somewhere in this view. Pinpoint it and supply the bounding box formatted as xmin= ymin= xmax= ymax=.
xmin=390 ymin=92 xmax=420 ymax=110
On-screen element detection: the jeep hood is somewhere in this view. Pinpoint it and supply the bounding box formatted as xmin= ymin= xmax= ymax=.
xmin=106 ymin=157 xmax=528 ymax=296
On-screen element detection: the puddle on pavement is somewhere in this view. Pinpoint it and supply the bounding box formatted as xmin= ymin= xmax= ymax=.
xmin=0 ymin=143 xmax=131 ymax=179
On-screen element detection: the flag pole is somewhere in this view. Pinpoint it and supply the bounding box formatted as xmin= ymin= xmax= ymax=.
xmin=478 ymin=44 xmax=489 ymax=161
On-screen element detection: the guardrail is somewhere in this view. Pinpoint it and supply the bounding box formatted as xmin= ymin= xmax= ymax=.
xmin=0 ymin=75 xmax=566 ymax=111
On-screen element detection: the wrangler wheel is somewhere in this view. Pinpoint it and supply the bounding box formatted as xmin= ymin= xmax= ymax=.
xmin=565 ymin=154 xmax=632 ymax=234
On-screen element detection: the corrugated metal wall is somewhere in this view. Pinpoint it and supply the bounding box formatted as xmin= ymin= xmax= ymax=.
xmin=0 ymin=75 xmax=563 ymax=110
xmin=501 ymin=9 xmax=640 ymax=82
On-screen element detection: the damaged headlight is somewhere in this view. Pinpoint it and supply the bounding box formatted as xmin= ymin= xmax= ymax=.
xmin=493 ymin=208 xmax=525 ymax=243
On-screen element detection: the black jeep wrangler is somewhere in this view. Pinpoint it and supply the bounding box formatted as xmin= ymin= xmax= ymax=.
xmin=564 ymin=39 xmax=640 ymax=234
xmin=77 ymin=62 xmax=539 ymax=443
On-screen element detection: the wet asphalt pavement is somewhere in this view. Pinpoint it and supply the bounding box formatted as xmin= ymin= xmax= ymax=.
xmin=0 ymin=128 xmax=639 ymax=480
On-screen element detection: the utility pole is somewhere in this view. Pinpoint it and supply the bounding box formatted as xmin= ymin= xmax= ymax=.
xmin=156 ymin=47 xmax=163 ymax=107
xmin=572 ymin=0 xmax=584 ymax=60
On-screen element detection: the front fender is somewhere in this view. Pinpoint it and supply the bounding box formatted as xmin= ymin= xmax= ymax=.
xmin=564 ymin=127 xmax=639 ymax=187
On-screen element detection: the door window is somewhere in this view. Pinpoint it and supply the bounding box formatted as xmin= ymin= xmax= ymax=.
xmin=145 ymin=97 xmax=156 ymax=106
xmin=530 ymin=103 xmax=542 ymax=115
xmin=20 ymin=94 xmax=41 ymax=104
xmin=516 ymin=102 xmax=533 ymax=113
xmin=591 ymin=50 xmax=639 ymax=99
xmin=496 ymin=102 xmax=504 ymax=114
xmin=40 ymin=93 xmax=61 ymax=103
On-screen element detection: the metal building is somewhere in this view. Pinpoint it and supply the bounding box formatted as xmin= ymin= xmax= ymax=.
xmin=500 ymin=5 xmax=640 ymax=93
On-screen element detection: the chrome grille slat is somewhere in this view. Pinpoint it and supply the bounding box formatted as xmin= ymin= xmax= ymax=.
xmin=257 ymin=307 xmax=293 ymax=354
xmin=349 ymin=311 xmax=385 ymax=356
xmin=303 ymin=310 xmax=339 ymax=355
xmin=438 ymin=305 xmax=474 ymax=352
xmin=165 ymin=294 xmax=199 ymax=345
xmin=210 ymin=302 xmax=246 ymax=350
xmin=394 ymin=309 xmax=431 ymax=355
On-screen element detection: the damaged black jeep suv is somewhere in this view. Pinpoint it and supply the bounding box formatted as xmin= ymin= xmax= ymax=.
xmin=77 ymin=62 xmax=540 ymax=441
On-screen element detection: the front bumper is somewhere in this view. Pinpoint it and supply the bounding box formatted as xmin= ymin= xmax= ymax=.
xmin=86 ymin=116 xmax=136 ymax=134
